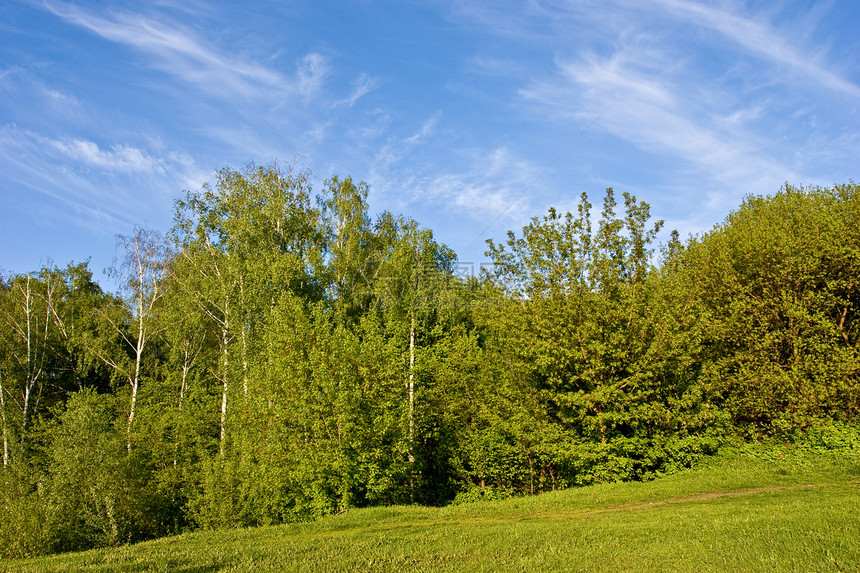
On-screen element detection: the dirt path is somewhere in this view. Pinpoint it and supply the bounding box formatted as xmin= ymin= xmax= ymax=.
xmin=513 ymin=480 xmax=859 ymax=522
xmin=312 ymin=480 xmax=859 ymax=536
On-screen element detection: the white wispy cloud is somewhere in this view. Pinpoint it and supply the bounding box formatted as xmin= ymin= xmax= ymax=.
xmin=370 ymin=112 xmax=443 ymax=175
xmin=525 ymin=52 xmax=795 ymax=210
xmin=1 ymin=129 xmax=137 ymax=229
xmin=652 ymin=0 xmax=860 ymax=98
xmin=50 ymin=138 xmax=165 ymax=173
xmin=509 ymin=0 xmax=860 ymax=217
xmin=346 ymin=109 xmax=392 ymax=142
xmin=42 ymin=87 xmax=82 ymax=109
xmin=0 ymin=126 xmax=206 ymax=232
xmin=0 ymin=67 xmax=87 ymax=129
xmin=336 ymin=74 xmax=378 ymax=108
xmin=418 ymin=146 xmax=542 ymax=223
xmin=42 ymin=1 xmax=328 ymax=103
xmin=405 ymin=112 xmax=441 ymax=145
xmin=457 ymin=1 xmax=853 ymax=205
xmin=295 ymin=53 xmax=329 ymax=100
xmin=303 ymin=120 xmax=332 ymax=145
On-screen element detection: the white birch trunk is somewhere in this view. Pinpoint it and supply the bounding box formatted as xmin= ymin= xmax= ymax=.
xmin=126 ymin=238 xmax=151 ymax=452
xmin=219 ymin=302 xmax=229 ymax=457
xmin=0 ymin=367 xmax=7 ymax=467
xmin=22 ymin=276 xmax=33 ymax=443
xmin=408 ymin=313 xmax=415 ymax=465
xmin=239 ymin=277 xmax=248 ymax=396
xmin=127 ymin=303 xmax=145 ymax=452
xmin=20 ymin=274 xmax=46 ymax=447
xmin=241 ymin=327 xmax=248 ymax=397
xmin=107 ymin=228 xmax=168 ymax=454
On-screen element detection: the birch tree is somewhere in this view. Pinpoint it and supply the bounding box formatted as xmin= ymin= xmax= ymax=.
xmin=171 ymin=163 xmax=324 ymax=458
xmin=368 ymin=213 xmax=456 ymax=496
xmin=92 ymin=228 xmax=170 ymax=451
xmin=0 ymin=267 xmax=67 ymax=459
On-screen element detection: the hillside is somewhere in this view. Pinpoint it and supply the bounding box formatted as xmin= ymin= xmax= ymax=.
xmin=8 ymin=444 xmax=859 ymax=572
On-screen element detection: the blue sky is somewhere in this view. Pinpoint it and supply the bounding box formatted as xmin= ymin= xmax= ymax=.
xmin=2 ymin=0 xmax=858 ymax=285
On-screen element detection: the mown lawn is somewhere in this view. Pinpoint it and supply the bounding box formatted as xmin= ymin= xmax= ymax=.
xmin=7 ymin=446 xmax=860 ymax=572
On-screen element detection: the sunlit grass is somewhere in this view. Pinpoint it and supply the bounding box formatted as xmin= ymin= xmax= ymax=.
xmin=9 ymin=447 xmax=859 ymax=572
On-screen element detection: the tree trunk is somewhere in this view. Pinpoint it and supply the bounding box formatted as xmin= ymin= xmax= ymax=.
xmin=127 ymin=310 xmax=145 ymax=452
xmin=0 ymin=367 xmax=7 ymax=467
xmin=20 ymin=274 xmax=46 ymax=451
xmin=239 ymin=276 xmax=248 ymax=396
xmin=219 ymin=310 xmax=229 ymax=458
xmin=408 ymin=312 xmax=415 ymax=465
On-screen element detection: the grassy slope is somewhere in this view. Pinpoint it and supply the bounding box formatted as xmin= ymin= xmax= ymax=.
xmin=7 ymin=447 xmax=860 ymax=572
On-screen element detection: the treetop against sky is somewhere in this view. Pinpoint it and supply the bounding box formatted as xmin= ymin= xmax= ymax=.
xmin=1 ymin=0 xmax=858 ymax=283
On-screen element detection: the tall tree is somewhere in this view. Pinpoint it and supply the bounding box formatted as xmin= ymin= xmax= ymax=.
xmin=679 ymin=183 xmax=860 ymax=433
xmin=172 ymin=163 xmax=324 ymax=459
xmin=480 ymin=189 xmax=711 ymax=487
xmin=367 ymin=213 xmax=457 ymax=496
xmin=0 ymin=265 xmax=71 ymax=459
xmin=90 ymin=228 xmax=170 ymax=451
xmin=323 ymin=175 xmax=373 ymax=316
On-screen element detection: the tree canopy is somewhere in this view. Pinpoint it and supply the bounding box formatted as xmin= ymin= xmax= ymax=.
xmin=1 ymin=165 xmax=857 ymax=557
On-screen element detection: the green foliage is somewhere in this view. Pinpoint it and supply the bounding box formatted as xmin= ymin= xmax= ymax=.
xmin=7 ymin=172 xmax=860 ymax=558
xmin=43 ymin=390 xmax=177 ymax=551
xmin=450 ymin=483 xmax=513 ymax=505
xmin=796 ymin=421 xmax=860 ymax=453
xmin=0 ymin=464 xmax=53 ymax=558
xmin=0 ymin=262 xmax=114 ymax=465
xmin=252 ymin=298 xmax=408 ymax=517
xmin=480 ymin=188 xmax=718 ymax=490
xmin=7 ymin=445 xmax=859 ymax=572
xmin=678 ymin=183 xmax=860 ymax=434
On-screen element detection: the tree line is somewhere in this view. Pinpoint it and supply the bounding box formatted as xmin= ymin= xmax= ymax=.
xmin=1 ymin=164 xmax=858 ymax=557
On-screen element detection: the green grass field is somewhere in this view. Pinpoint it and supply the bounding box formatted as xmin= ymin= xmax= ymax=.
xmin=7 ymin=445 xmax=860 ymax=572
